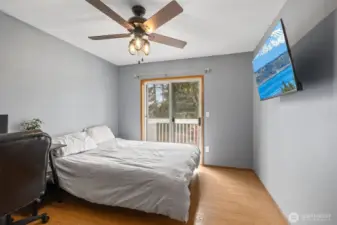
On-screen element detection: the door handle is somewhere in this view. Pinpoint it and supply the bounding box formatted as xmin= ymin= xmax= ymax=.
xmin=172 ymin=117 xmax=175 ymax=123
xmin=198 ymin=117 xmax=202 ymax=126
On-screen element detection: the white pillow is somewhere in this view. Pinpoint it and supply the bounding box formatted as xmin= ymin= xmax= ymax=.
xmin=53 ymin=132 xmax=97 ymax=157
xmin=85 ymin=125 xmax=115 ymax=144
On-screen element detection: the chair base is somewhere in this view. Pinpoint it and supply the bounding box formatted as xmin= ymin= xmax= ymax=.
xmin=5 ymin=213 xmax=49 ymax=225
xmin=4 ymin=200 xmax=49 ymax=225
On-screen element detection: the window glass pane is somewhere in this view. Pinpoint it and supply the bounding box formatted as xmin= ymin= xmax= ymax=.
xmin=147 ymin=83 xmax=169 ymax=118
xmin=172 ymin=82 xmax=199 ymax=119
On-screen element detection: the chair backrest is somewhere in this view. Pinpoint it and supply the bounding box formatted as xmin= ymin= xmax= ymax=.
xmin=0 ymin=131 xmax=51 ymax=216
xmin=0 ymin=115 xmax=8 ymax=134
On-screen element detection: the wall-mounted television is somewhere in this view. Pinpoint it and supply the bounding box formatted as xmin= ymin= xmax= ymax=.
xmin=253 ymin=19 xmax=302 ymax=101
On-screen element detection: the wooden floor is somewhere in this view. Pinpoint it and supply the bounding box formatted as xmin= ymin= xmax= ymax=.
xmin=16 ymin=166 xmax=287 ymax=225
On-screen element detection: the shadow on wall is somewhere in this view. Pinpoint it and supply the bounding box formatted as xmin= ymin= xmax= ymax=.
xmin=280 ymin=10 xmax=336 ymax=102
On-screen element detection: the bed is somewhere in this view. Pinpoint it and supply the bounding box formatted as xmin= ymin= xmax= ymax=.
xmin=52 ymin=126 xmax=200 ymax=222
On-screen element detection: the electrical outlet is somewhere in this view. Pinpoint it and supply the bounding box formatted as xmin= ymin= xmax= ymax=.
xmin=205 ymin=146 xmax=210 ymax=153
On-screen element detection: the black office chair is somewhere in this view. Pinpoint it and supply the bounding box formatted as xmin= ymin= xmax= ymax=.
xmin=0 ymin=131 xmax=51 ymax=225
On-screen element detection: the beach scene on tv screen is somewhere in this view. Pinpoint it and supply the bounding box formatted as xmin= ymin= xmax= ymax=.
xmin=253 ymin=21 xmax=297 ymax=100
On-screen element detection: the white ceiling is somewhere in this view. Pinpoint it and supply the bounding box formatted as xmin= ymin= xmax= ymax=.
xmin=0 ymin=0 xmax=287 ymax=65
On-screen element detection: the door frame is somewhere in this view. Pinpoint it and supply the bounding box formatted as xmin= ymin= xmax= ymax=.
xmin=140 ymin=75 xmax=204 ymax=165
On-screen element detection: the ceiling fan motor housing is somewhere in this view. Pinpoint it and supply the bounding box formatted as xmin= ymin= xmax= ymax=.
xmin=132 ymin=5 xmax=146 ymax=17
xmin=128 ymin=5 xmax=147 ymax=28
xmin=131 ymin=26 xmax=145 ymax=38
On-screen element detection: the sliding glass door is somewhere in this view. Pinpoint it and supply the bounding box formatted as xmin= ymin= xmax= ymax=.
xmin=172 ymin=81 xmax=201 ymax=145
xmin=145 ymin=82 xmax=171 ymax=142
xmin=142 ymin=76 xmax=203 ymax=148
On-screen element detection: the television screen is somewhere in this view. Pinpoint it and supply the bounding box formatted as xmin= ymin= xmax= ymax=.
xmin=253 ymin=20 xmax=298 ymax=100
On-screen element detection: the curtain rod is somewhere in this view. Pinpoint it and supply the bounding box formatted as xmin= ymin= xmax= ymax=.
xmin=133 ymin=68 xmax=212 ymax=79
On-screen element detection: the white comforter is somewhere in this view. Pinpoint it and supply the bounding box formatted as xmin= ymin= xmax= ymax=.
xmin=54 ymin=139 xmax=200 ymax=222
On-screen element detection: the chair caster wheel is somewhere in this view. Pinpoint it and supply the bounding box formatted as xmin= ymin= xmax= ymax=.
xmin=41 ymin=215 xmax=50 ymax=224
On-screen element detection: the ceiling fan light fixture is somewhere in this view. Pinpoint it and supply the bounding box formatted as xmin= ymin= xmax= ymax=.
xmin=142 ymin=40 xmax=150 ymax=56
xmin=134 ymin=36 xmax=144 ymax=51
xmin=128 ymin=39 xmax=137 ymax=55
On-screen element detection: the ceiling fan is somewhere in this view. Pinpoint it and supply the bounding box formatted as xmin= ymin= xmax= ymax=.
xmin=86 ymin=0 xmax=187 ymax=56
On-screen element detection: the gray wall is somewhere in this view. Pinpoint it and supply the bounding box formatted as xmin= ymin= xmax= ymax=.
xmin=0 ymin=12 xmax=119 ymax=136
xmin=253 ymin=1 xmax=337 ymax=224
xmin=118 ymin=53 xmax=253 ymax=168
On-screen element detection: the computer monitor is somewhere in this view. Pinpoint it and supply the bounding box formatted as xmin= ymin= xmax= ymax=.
xmin=0 ymin=115 xmax=8 ymax=133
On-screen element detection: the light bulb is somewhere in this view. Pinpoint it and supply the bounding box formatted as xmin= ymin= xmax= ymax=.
xmin=142 ymin=40 xmax=150 ymax=56
xmin=128 ymin=40 xmax=136 ymax=55
xmin=134 ymin=36 xmax=143 ymax=51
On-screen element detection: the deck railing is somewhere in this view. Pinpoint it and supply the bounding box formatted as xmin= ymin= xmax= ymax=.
xmin=146 ymin=119 xmax=200 ymax=146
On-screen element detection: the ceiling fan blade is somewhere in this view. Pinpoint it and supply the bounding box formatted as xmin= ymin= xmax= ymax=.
xmin=86 ymin=0 xmax=134 ymax=31
xmin=143 ymin=1 xmax=183 ymax=33
xmin=149 ymin=33 xmax=187 ymax=49
xmin=89 ymin=33 xmax=131 ymax=40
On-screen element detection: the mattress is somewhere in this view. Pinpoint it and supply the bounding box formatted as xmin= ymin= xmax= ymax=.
xmin=54 ymin=138 xmax=200 ymax=222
